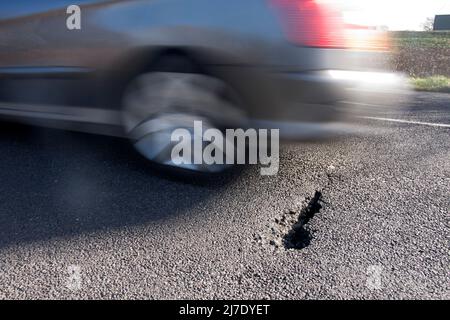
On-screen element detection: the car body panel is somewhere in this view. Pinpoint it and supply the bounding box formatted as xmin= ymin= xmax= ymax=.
xmin=0 ymin=0 xmax=407 ymax=138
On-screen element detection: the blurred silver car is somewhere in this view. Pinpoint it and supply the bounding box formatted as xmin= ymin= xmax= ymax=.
xmin=0 ymin=0 xmax=406 ymax=172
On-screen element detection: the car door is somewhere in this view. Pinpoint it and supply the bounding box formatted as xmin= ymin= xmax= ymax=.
xmin=0 ymin=0 xmax=125 ymax=107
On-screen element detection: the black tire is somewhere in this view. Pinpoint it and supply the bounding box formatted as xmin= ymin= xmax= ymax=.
xmin=121 ymin=56 xmax=245 ymax=175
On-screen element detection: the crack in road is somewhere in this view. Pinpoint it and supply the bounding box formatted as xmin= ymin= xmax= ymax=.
xmin=255 ymin=190 xmax=326 ymax=250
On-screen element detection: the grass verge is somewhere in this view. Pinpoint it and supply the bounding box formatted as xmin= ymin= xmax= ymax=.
xmin=410 ymin=76 xmax=450 ymax=93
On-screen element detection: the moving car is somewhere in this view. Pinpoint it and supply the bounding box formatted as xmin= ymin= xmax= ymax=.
xmin=0 ymin=0 xmax=406 ymax=173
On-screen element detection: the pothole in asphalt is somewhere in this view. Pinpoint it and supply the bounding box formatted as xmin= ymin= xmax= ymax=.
xmin=255 ymin=191 xmax=324 ymax=250
xmin=283 ymin=191 xmax=323 ymax=249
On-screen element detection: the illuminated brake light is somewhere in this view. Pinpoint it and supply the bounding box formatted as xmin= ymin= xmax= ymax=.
xmin=270 ymin=0 xmax=347 ymax=49
xmin=270 ymin=0 xmax=389 ymax=51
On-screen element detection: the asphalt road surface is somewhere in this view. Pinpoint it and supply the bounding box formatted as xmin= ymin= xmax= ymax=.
xmin=0 ymin=91 xmax=448 ymax=299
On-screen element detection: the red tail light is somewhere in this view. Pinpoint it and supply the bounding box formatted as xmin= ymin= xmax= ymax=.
xmin=270 ymin=0 xmax=347 ymax=49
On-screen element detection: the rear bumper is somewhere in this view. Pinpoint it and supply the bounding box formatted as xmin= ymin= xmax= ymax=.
xmin=290 ymin=70 xmax=409 ymax=93
xmin=255 ymin=69 xmax=410 ymax=125
xmin=244 ymin=69 xmax=411 ymax=139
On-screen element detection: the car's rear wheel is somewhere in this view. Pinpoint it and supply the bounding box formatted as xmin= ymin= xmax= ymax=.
xmin=122 ymin=59 xmax=245 ymax=174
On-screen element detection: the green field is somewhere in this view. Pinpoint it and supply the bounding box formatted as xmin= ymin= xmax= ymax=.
xmin=391 ymin=31 xmax=450 ymax=49
xmin=410 ymin=76 xmax=450 ymax=93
